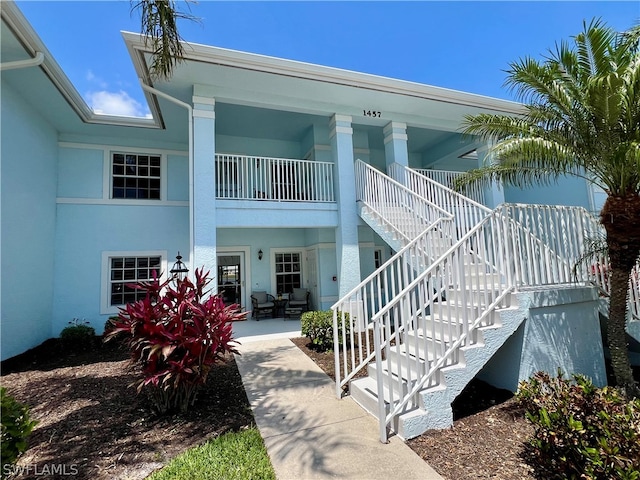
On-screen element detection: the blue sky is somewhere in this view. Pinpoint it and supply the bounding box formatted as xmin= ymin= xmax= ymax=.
xmin=15 ymin=1 xmax=640 ymax=117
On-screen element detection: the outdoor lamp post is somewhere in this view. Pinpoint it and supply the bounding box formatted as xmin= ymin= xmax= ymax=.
xmin=169 ymin=252 xmax=189 ymax=282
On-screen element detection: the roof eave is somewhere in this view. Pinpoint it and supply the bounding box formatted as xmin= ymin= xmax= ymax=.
xmin=1 ymin=2 xmax=162 ymax=129
xmin=122 ymin=31 xmax=526 ymax=116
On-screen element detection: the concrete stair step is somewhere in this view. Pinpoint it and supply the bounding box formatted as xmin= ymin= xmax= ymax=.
xmin=380 ymin=347 xmax=443 ymax=390
xmin=444 ymin=287 xmax=505 ymax=304
xmin=367 ymin=362 xmax=413 ymax=397
xmin=350 ymin=376 xmax=393 ymax=418
xmin=397 ymin=333 xmax=460 ymax=365
xmin=417 ymin=303 xmax=480 ymax=322
xmin=417 ymin=313 xmax=497 ymax=336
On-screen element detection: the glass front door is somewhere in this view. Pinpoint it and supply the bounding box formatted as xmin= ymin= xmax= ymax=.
xmin=217 ymin=255 xmax=242 ymax=307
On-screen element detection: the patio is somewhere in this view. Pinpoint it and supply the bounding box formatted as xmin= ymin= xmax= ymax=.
xmin=232 ymin=316 xmax=302 ymax=344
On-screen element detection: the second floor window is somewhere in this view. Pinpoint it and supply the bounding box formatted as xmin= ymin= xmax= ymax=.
xmin=112 ymin=153 xmax=161 ymax=199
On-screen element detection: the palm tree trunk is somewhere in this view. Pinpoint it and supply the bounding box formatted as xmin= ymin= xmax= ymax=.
xmin=601 ymin=193 xmax=640 ymax=397
xmin=607 ymin=265 xmax=635 ymax=391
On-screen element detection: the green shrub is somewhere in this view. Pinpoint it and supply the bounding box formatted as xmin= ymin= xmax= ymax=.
xmin=105 ymin=268 xmax=246 ymax=414
xmin=301 ymin=310 xmax=349 ymax=352
xmin=1 ymin=387 xmax=37 ymax=478
xmin=516 ymin=370 xmax=640 ymax=480
xmin=59 ymin=318 xmax=96 ymax=352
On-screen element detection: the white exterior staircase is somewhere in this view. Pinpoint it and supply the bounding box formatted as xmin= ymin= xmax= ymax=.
xmin=333 ymin=160 xmax=640 ymax=443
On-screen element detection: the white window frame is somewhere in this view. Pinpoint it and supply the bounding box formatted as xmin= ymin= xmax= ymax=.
xmin=103 ymin=148 xmax=168 ymax=204
xmin=101 ymin=250 xmax=167 ymax=315
xmin=270 ymin=248 xmax=305 ymax=296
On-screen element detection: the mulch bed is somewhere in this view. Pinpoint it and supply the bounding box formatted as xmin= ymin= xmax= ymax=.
xmin=1 ymin=338 xmax=254 ymax=480
xmin=4 ymin=335 xmax=635 ymax=480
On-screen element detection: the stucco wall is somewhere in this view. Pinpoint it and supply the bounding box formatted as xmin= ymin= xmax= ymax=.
xmin=478 ymin=286 xmax=607 ymax=391
xmin=504 ymin=175 xmax=592 ymax=209
xmin=52 ymin=144 xmax=189 ymax=335
xmin=1 ymin=83 xmax=58 ymax=360
xmin=216 ymin=133 xmax=303 ymax=159
xmin=52 ymin=204 xmax=188 ymax=335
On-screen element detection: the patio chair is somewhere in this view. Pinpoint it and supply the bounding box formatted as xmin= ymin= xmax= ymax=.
xmin=251 ymin=291 xmax=275 ymax=320
xmin=288 ymin=288 xmax=310 ymax=312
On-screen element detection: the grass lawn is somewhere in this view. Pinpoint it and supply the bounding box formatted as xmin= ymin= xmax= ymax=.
xmin=148 ymin=427 xmax=275 ymax=480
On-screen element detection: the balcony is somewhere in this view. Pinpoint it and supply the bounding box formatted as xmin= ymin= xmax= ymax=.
xmin=216 ymin=154 xmax=335 ymax=203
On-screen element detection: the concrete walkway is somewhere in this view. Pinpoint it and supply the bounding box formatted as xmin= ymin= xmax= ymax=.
xmin=232 ymin=319 xmax=444 ymax=480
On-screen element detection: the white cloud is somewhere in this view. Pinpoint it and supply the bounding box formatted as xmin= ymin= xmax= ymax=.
xmin=85 ymin=70 xmax=108 ymax=89
xmin=86 ymin=90 xmax=152 ymax=118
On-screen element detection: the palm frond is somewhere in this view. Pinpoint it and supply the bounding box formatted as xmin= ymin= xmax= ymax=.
xmin=131 ymin=0 xmax=200 ymax=80
xmin=461 ymin=18 xmax=640 ymax=201
xmin=451 ymin=162 xmax=579 ymax=193
xmin=572 ymin=231 xmax=608 ymax=281
xmin=574 ymin=18 xmax=617 ymax=78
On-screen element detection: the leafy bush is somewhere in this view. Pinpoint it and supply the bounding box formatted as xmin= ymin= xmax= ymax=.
xmin=105 ymin=268 xmax=246 ymax=414
xmin=516 ymin=370 xmax=640 ymax=480
xmin=1 ymin=387 xmax=37 ymax=478
xmin=301 ymin=310 xmax=349 ymax=352
xmin=59 ymin=318 xmax=96 ymax=352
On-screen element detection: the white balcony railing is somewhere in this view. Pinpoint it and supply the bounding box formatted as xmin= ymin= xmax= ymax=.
xmin=215 ymin=154 xmax=335 ymax=202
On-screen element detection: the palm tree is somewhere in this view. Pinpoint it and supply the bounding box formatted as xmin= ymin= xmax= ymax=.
xmin=131 ymin=0 xmax=199 ymax=80
xmin=458 ymin=19 xmax=640 ymax=396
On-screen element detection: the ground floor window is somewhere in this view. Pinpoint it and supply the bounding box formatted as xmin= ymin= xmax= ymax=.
xmin=275 ymin=252 xmax=301 ymax=294
xmin=109 ymin=255 xmax=161 ymax=305
xmin=102 ymin=251 xmax=165 ymax=314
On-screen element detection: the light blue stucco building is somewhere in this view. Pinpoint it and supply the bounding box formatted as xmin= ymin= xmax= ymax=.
xmin=1 ymin=0 xmax=609 ymax=398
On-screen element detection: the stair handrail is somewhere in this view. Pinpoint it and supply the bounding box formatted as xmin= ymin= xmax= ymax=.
xmin=370 ymin=210 xmax=517 ymax=442
xmin=390 ymin=164 xmax=490 ymax=212
xmin=377 ymin=287 xmax=514 ymax=442
xmin=499 ymin=204 xmax=579 ymax=286
xmin=331 ymin=217 xmax=455 ymax=398
xmin=389 ymin=164 xmax=491 ymax=240
xmin=355 ymin=160 xmax=453 ymax=243
xmin=414 ymin=168 xmax=487 ymax=205
xmin=547 ymin=204 xmax=640 ymax=322
xmin=368 ymin=203 xmax=590 ymax=442
xmin=343 ymin=161 xmax=639 ymax=443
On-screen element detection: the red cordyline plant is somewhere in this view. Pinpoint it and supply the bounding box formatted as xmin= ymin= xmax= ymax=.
xmin=104 ymin=268 xmax=246 ymax=414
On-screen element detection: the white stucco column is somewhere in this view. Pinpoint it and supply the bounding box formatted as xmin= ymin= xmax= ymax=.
xmin=330 ymin=114 xmax=361 ymax=298
xmin=384 ymin=121 xmax=409 ymax=169
xmin=192 ymin=94 xmax=217 ymax=290
xmin=477 ymin=142 xmax=505 ymax=209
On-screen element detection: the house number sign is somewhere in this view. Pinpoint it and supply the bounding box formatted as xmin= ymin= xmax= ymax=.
xmin=363 ymin=110 xmax=382 ymax=118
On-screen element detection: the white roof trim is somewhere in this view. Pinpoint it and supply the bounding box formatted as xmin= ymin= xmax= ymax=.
xmin=1 ymin=2 xmax=161 ymax=128
xmin=121 ymin=31 xmax=526 ymax=115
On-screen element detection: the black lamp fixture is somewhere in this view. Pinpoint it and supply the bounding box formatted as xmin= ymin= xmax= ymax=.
xmin=169 ymin=251 xmax=189 ymax=281
xmin=258 ymin=249 xmax=263 ymax=261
